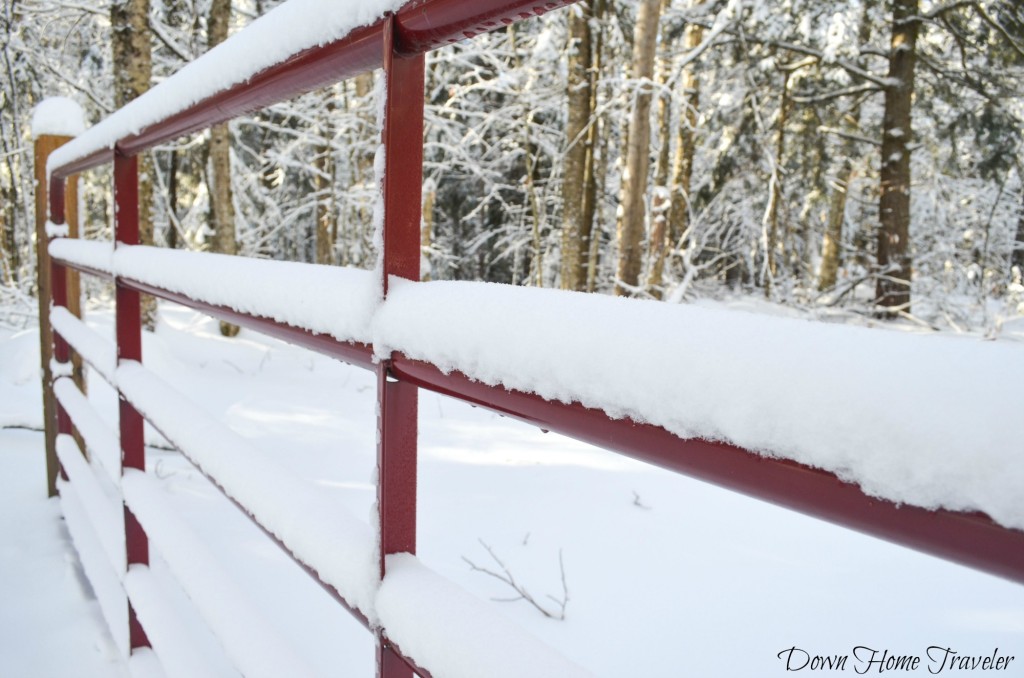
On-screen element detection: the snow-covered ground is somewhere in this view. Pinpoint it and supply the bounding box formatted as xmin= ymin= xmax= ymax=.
xmin=1 ymin=302 xmax=1022 ymax=677
xmin=0 ymin=429 xmax=128 ymax=678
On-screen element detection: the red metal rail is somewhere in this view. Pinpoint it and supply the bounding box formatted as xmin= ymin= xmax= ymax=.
xmin=43 ymin=0 xmax=1024 ymax=676
xmin=51 ymin=257 xmax=1024 ymax=587
xmin=48 ymin=0 xmax=574 ymax=183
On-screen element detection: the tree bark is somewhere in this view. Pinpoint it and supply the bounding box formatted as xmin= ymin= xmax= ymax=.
xmin=112 ymin=0 xmax=156 ymax=328
xmin=668 ymin=19 xmax=704 ymax=265
xmin=583 ymin=0 xmax=605 ymax=292
xmin=206 ymin=0 xmax=239 ymax=336
xmin=560 ymin=2 xmax=597 ymax=291
xmin=764 ymin=68 xmax=791 ymax=298
xmin=166 ymin=149 xmax=179 ymax=249
xmin=876 ymin=0 xmax=919 ymax=315
xmin=819 ymin=1 xmax=873 ymax=292
xmin=421 ymin=180 xmax=435 ymax=281
xmin=0 ymin=206 xmax=11 ymax=284
xmin=314 ymin=89 xmax=337 ymax=266
xmin=645 ymin=0 xmax=673 ymax=299
xmin=1 ymin=3 xmax=25 ymax=286
xmin=615 ymin=0 xmax=662 ymax=296
xmin=819 ymin=162 xmax=853 ymax=291
xmin=1013 ymin=187 xmax=1024 ymax=282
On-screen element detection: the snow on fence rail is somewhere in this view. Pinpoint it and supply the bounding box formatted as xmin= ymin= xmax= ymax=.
xmin=49 ymin=240 xmax=1024 ymax=534
xmin=37 ymin=0 xmax=1024 ymax=676
xmin=123 ymin=469 xmax=320 ymax=678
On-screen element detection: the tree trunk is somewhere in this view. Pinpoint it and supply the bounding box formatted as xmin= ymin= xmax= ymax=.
xmin=560 ymin=2 xmax=597 ymax=291
xmin=314 ymin=143 xmax=336 ymax=265
xmin=112 ymin=0 xmax=156 ymax=329
xmin=509 ymin=23 xmax=546 ymax=287
xmin=206 ymin=0 xmax=239 ymax=336
xmin=645 ymin=0 xmax=673 ymax=299
xmin=1012 ymin=187 xmax=1024 ymax=283
xmin=354 ymin=71 xmax=376 ymax=241
xmin=667 ymin=21 xmax=704 ymax=270
xmin=819 ymin=162 xmax=853 ymax=291
xmin=166 ymin=149 xmax=179 ymax=249
xmin=763 ymin=69 xmax=790 ymax=299
xmin=876 ymin=0 xmax=919 ymax=316
xmin=819 ymin=1 xmax=872 ymax=292
xmin=1 ymin=4 xmax=25 ymax=286
xmin=315 ymin=89 xmax=337 ymax=266
xmin=614 ymin=0 xmax=662 ymax=296
xmin=421 ymin=181 xmax=435 ymax=281
xmin=0 ymin=207 xmax=12 ymax=284
xmin=583 ymin=0 xmax=605 ymax=292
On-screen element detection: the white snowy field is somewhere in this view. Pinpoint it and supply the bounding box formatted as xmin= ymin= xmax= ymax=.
xmin=1 ymin=302 xmax=1023 ymax=677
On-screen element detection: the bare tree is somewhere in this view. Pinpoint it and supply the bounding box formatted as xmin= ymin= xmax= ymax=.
xmin=560 ymin=1 xmax=600 ymax=291
xmin=818 ymin=0 xmax=873 ymax=293
xmin=876 ymin=0 xmax=919 ymax=315
xmin=645 ymin=0 xmax=673 ymax=299
xmin=614 ymin=0 xmax=662 ymax=296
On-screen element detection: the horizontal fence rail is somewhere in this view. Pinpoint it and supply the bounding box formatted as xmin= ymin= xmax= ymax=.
xmin=39 ymin=0 xmax=1024 ymax=676
xmin=50 ymin=243 xmax=1024 ymax=586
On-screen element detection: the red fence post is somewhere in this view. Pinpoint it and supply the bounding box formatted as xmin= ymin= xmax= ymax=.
xmin=114 ymin=151 xmax=151 ymax=651
xmin=376 ymin=14 xmax=424 ymax=678
xmin=46 ymin=171 xmax=74 ymax=471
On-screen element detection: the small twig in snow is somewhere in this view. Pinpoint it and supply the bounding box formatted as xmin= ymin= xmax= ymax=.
xmin=632 ymin=491 xmax=651 ymax=510
xmin=221 ymin=359 xmax=245 ymax=374
xmin=462 ymin=539 xmax=569 ymax=620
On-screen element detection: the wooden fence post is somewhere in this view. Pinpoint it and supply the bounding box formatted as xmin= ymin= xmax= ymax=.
xmin=34 ymin=131 xmax=83 ymax=497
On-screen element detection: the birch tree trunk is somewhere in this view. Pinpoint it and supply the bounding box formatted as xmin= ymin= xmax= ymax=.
xmin=584 ymin=0 xmax=605 ymax=292
xmin=645 ymin=0 xmax=673 ymax=299
xmin=614 ymin=0 xmax=661 ymax=296
xmin=763 ymin=68 xmax=791 ymax=299
xmin=112 ymin=0 xmax=155 ymax=328
xmin=876 ymin=0 xmax=918 ymax=316
xmin=207 ymin=0 xmax=239 ymax=336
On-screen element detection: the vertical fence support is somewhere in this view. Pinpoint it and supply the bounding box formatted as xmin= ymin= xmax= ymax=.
xmin=376 ymin=14 xmax=425 ymax=678
xmin=114 ymin=151 xmax=151 ymax=652
xmin=35 ymin=134 xmax=81 ymax=495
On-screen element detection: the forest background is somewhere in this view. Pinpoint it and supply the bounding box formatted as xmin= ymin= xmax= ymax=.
xmin=2 ymin=0 xmax=1023 ymax=335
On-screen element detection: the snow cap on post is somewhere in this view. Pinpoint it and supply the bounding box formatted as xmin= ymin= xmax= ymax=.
xmin=31 ymin=97 xmax=87 ymax=139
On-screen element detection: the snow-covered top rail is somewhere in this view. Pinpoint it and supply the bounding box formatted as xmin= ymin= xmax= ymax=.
xmin=49 ymin=241 xmax=1024 ymax=536
xmin=47 ymin=0 xmax=574 ymax=179
xmin=377 ymin=280 xmax=1024 ymax=532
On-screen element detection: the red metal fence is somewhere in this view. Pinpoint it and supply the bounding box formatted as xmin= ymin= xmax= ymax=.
xmin=40 ymin=1 xmax=1024 ymax=676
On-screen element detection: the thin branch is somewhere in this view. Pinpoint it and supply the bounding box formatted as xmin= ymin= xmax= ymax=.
xmin=689 ymin=20 xmax=894 ymax=88
xmin=149 ymin=12 xmax=194 ymax=62
xmin=790 ymin=83 xmax=881 ymax=104
xmin=462 ymin=540 xmax=569 ymax=621
xmin=817 ymin=125 xmax=882 ymax=147
xmin=972 ymin=1 xmax=1024 ymax=61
